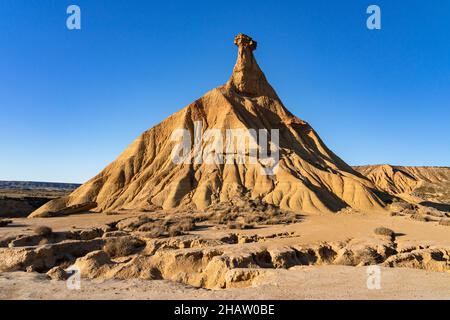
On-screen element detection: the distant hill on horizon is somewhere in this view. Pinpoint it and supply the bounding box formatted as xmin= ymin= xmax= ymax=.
xmin=0 ymin=181 xmax=81 ymax=191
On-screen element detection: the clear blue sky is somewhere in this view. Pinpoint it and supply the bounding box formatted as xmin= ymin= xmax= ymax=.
xmin=1 ymin=0 xmax=449 ymax=183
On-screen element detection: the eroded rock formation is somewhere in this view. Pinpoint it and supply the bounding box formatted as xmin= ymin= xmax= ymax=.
xmin=30 ymin=34 xmax=388 ymax=218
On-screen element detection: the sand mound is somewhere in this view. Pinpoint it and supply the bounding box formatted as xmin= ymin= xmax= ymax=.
xmin=30 ymin=34 xmax=387 ymax=218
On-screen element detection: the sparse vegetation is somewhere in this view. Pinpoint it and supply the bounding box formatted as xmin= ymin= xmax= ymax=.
xmin=411 ymin=214 xmax=432 ymax=222
xmin=0 ymin=219 xmax=12 ymax=227
xmin=390 ymin=212 xmax=403 ymax=217
xmin=176 ymin=218 xmax=195 ymax=231
xmin=167 ymin=225 xmax=184 ymax=237
xmin=120 ymin=208 xmax=299 ymax=235
xmin=413 ymin=182 xmax=450 ymax=204
xmin=105 ymin=211 xmax=121 ymax=216
xmin=136 ymin=222 xmax=159 ymax=232
xmin=145 ymin=227 xmax=165 ymax=238
xmin=227 ymin=221 xmax=255 ymax=230
xmin=418 ymin=206 xmax=445 ymax=217
xmin=118 ymin=215 xmax=196 ymax=238
xmin=34 ymin=225 xmax=53 ymax=237
xmin=111 ymin=198 xmax=302 ymax=239
xmin=203 ymin=197 xmax=302 ymax=226
xmin=165 ymin=217 xmax=196 ymax=236
xmin=103 ymin=236 xmax=145 ymax=258
xmin=439 ymin=219 xmax=450 ymax=226
xmin=374 ymin=227 xmax=395 ymax=237
xmin=111 ymin=197 xmax=303 ymax=238
xmin=192 ymin=211 xmax=214 ymax=222
xmin=128 ymin=215 xmax=156 ymax=230
xmin=209 ymin=208 xmax=301 ymax=226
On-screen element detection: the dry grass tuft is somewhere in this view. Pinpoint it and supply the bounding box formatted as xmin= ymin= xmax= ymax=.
xmin=411 ymin=214 xmax=432 ymax=222
xmin=374 ymin=227 xmax=395 ymax=237
xmin=390 ymin=212 xmax=403 ymax=217
xmin=227 ymin=221 xmax=255 ymax=230
xmin=165 ymin=217 xmax=196 ymax=236
xmin=145 ymin=227 xmax=165 ymax=238
xmin=119 ymin=215 xmax=196 ymax=238
xmin=167 ymin=225 xmax=184 ymax=237
xmin=439 ymin=219 xmax=450 ymax=226
xmin=103 ymin=237 xmax=145 ymax=258
xmin=34 ymin=226 xmax=53 ymax=237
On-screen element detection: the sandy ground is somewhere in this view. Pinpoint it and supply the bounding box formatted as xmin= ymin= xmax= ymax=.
xmin=2 ymin=211 xmax=450 ymax=247
xmin=1 ymin=211 xmax=449 ymax=300
xmin=1 ymin=266 xmax=449 ymax=300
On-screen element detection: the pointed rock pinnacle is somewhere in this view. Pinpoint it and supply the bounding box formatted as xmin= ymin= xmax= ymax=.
xmin=226 ymin=34 xmax=278 ymax=99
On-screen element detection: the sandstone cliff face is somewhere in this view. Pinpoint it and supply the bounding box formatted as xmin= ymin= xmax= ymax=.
xmin=30 ymin=34 xmax=387 ymax=218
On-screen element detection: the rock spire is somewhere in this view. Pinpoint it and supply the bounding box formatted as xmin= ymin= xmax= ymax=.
xmin=226 ymin=34 xmax=278 ymax=99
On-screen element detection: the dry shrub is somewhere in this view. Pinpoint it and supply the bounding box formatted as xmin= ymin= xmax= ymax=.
xmin=209 ymin=208 xmax=300 ymax=226
xmin=103 ymin=237 xmax=145 ymax=258
xmin=192 ymin=211 xmax=214 ymax=222
xmin=439 ymin=219 xmax=450 ymax=226
xmin=227 ymin=221 xmax=255 ymax=230
xmin=145 ymin=227 xmax=165 ymax=238
xmin=390 ymin=212 xmax=403 ymax=217
xmin=283 ymin=212 xmax=298 ymax=224
xmin=203 ymin=197 xmax=301 ymax=226
xmin=137 ymin=222 xmax=160 ymax=232
xmin=133 ymin=216 xmax=195 ymax=237
xmin=0 ymin=219 xmax=12 ymax=227
xmin=167 ymin=225 xmax=184 ymax=237
xmin=374 ymin=227 xmax=395 ymax=237
xmin=419 ymin=207 xmax=445 ymax=218
xmin=176 ymin=218 xmax=194 ymax=231
xmin=165 ymin=218 xmax=196 ymax=236
xmin=411 ymin=214 xmax=432 ymax=222
xmin=128 ymin=215 xmax=155 ymax=230
xmin=34 ymin=226 xmax=53 ymax=237
xmin=105 ymin=211 xmax=121 ymax=216
xmin=355 ymin=248 xmax=383 ymax=265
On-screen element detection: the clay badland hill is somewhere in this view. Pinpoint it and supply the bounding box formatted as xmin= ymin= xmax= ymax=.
xmin=30 ymin=34 xmax=390 ymax=218
xmin=354 ymin=165 xmax=450 ymax=209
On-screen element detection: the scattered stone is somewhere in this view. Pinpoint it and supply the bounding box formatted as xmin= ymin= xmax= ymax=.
xmin=74 ymin=250 xmax=113 ymax=278
xmin=79 ymin=228 xmax=103 ymax=240
xmin=47 ymin=266 xmax=69 ymax=280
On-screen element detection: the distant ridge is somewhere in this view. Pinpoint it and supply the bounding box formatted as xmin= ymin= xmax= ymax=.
xmin=353 ymin=165 xmax=450 ymax=205
xmin=0 ymin=181 xmax=81 ymax=191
